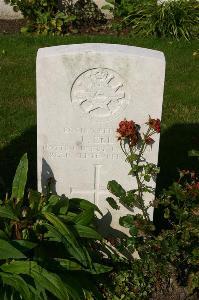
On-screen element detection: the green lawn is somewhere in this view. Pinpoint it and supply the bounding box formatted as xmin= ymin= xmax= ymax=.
xmin=0 ymin=34 xmax=199 ymax=194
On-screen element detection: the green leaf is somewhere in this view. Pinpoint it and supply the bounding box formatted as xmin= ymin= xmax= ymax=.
xmin=1 ymin=261 xmax=70 ymax=300
xmin=45 ymin=194 xmax=69 ymax=215
xmin=164 ymin=208 xmax=170 ymax=219
xmin=31 ymin=268 xmax=70 ymax=300
xmin=105 ymin=0 xmax=115 ymax=5
xmin=0 ymin=272 xmax=31 ymax=300
xmin=69 ymin=198 xmax=102 ymax=215
xmin=0 ymin=239 xmax=26 ymax=259
xmin=129 ymin=226 xmax=138 ymax=236
xmin=42 ymin=195 xmax=61 ymax=213
xmin=11 ymin=240 xmax=37 ymax=252
xmin=29 ymin=189 xmax=42 ymax=213
xmin=73 ymin=207 xmax=94 ymax=225
xmin=43 ymin=213 xmax=88 ymax=265
xmin=126 ymin=153 xmax=139 ymax=163
xmin=144 ymin=174 xmax=151 ymax=182
xmin=119 ymin=215 xmax=134 ymax=228
xmin=107 ymin=180 xmax=126 ymax=198
xmin=56 ymin=259 xmax=111 ymax=274
xmin=20 ymin=26 xmax=29 ymax=33
xmin=89 ymin=263 xmax=112 ymax=274
xmin=188 ymin=149 xmax=199 ymax=158
xmin=11 ymin=153 xmax=28 ymax=203
xmin=0 ymin=206 xmax=18 ymax=221
xmin=58 ymin=212 xmax=78 ymax=222
xmin=73 ymin=224 xmax=102 ymax=240
xmin=44 ymin=212 xmax=79 ymax=246
xmin=106 ymin=197 xmax=120 ymax=210
xmin=101 ymin=4 xmax=113 ymax=10
xmin=55 ymin=258 xmax=82 ymax=271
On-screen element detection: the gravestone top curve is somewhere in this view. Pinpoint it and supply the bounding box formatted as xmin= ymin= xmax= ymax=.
xmin=37 ymin=43 xmax=164 ymax=61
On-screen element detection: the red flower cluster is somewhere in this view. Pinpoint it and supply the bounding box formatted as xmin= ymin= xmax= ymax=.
xmin=116 ymin=119 xmax=139 ymax=146
xmin=147 ymin=117 xmax=161 ymax=133
xmin=188 ymin=182 xmax=199 ymax=190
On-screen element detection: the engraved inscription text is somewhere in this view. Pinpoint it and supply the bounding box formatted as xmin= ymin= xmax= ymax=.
xmin=71 ymin=68 xmax=126 ymax=118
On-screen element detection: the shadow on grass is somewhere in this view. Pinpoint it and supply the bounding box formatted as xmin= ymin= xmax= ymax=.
xmin=157 ymin=122 xmax=199 ymax=192
xmin=154 ymin=122 xmax=199 ymax=229
xmin=0 ymin=126 xmax=37 ymax=197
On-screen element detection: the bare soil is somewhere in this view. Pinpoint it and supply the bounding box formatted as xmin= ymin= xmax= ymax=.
xmin=0 ymin=19 xmax=26 ymax=33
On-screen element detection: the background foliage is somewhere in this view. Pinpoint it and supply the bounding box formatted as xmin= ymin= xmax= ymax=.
xmin=107 ymin=0 xmax=199 ymax=40
xmin=0 ymin=154 xmax=111 ymax=299
xmin=6 ymin=0 xmax=105 ymax=34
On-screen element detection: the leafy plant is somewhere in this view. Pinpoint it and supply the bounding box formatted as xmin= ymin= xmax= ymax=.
xmin=102 ymin=117 xmax=199 ymax=299
xmin=64 ymin=0 xmax=106 ymax=28
xmin=6 ymin=0 xmax=106 ymax=34
xmin=159 ymin=170 xmax=199 ymax=293
xmin=0 ymin=153 xmax=111 ymax=299
xmin=107 ymin=0 xmax=199 ymax=40
xmin=107 ymin=117 xmax=160 ymax=220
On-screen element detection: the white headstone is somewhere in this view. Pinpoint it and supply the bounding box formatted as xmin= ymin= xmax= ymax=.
xmin=37 ymin=43 xmax=165 ymax=234
xmin=0 ymin=0 xmax=22 ymax=19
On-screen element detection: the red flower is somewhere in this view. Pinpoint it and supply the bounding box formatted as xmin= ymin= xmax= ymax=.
xmin=116 ymin=119 xmax=139 ymax=146
xmin=145 ymin=136 xmax=155 ymax=145
xmin=190 ymin=182 xmax=199 ymax=190
xmin=147 ymin=117 xmax=161 ymax=133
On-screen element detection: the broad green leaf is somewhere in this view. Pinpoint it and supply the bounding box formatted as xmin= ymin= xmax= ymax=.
xmin=106 ymin=197 xmax=120 ymax=210
xmin=29 ymin=285 xmax=46 ymax=300
xmin=44 ymin=195 xmax=69 ymax=215
xmin=0 ymin=261 xmax=36 ymax=274
xmin=44 ymin=212 xmax=79 ymax=246
xmin=55 ymin=258 xmax=82 ymax=271
xmin=44 ymin=223 xmax=88 ymax=264
xmin=0 ymin=239 xmax=26 ymax=259
xmin=57 ymin=259 xmax=112 ymax=274
xmin=11 ymin=153 xmax=28 ymax=203
xmin=1 ymin=261 xmax=70 ymax=300
xmin=107 ymin=180 xmax=126 ymax=198
xmin=69 ymin=198 xmax=102 ymax=215
xmin=73 ymin=224 xmax=102 ymax=240
xmin=43 ymin=213 xmax=87 ymax=264
xmin=0 ymin=206 xmax=18 ymax=221
xmin=11 ymin=240 xmax=37 ymax=252
xmin=0 ymin=272 xmax=31 ymax=300
xmin=29 ymin=189 xmax=42 ymax=213
xmin=89 ymin=263 xmax=112 ymax=274
xmin=42 ymin=195 xmax=60 ymax=212
xmin=58 ymin=212 xmax=78 ymax=223
xmin=31 ymin=268 xmax=70 ymax=300
xmin=74 ymin=207 xmax=94 ymax=225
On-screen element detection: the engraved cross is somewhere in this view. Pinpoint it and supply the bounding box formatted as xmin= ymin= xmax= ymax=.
xmin=70 ymin=165 xmax=107 ymax=204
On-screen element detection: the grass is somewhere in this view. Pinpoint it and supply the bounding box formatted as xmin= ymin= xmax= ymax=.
xmin=0 ymin=34 xmax=198 ymax=194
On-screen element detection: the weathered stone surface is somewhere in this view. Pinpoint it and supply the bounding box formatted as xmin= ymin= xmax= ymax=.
xmin=37 ymin=43 xmax=165 ymax=234
xmin=0 ymin=0 xmax=22 ymax=19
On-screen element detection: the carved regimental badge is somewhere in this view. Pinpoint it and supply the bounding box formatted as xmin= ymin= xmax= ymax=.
xmin=71 ymin=68 xmax=127 ymax=119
